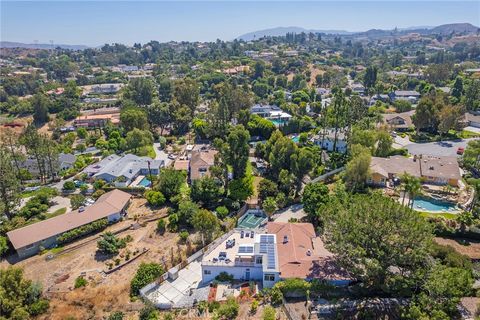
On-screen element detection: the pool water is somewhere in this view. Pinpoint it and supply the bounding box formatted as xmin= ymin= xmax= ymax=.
xmin=412 ymin=197 xmax=458 ymax=212
xmin=138 ymin=177 xmax=151 ymax=188
xmin=291 ymin=136 xmax=299 ymax=143
xmin=269 ymin=119 xmax=289 ymax=126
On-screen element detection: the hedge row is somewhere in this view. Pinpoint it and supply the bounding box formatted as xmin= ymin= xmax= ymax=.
xmin=57 ymin=218 xmax=108 ymax=244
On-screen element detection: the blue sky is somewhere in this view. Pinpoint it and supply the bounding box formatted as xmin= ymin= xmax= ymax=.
xmin=1 ymin=1 xmax=479 ymax=46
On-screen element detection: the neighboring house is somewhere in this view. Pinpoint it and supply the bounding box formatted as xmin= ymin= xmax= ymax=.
xmin=189 ymin=149 xmax=217 ymax=181
xmin=58 ymin=153 xmax=77 ymax=171
xmin=350 ymin=83 xmax=365 ymax=95
xmin=201 ymin=230 xmax=280 ymax=288
xmin=19 ymin=153 xmax=76 ymax=176
xmin=369 ymin=94 xmax=390 ymax=106
xmin=382 ymin=110 xmax=415 ymax=131
xmin=314 ymin=129 xmax=347 ymax=153
xmin=7 ymin=189 xmax=131 ymax=258
xmin=81 ymin=83 xmax=124 ymax=95
xmin=89 ymin=154 xmax=164 ymax=187
xmin=389 ymin=90 xmax=421 ymax=103
xmin=74 ymin=108 xmax=121 ymax=128
xmin=369 ymin=155 xmax=461 ymax=187
xmin=250 ymin=104 xmax=292 ymax=126
xmin=466 ymin=112 xmax=480 ymax=128
xmin=267 ymin=222 xmax=351 ymax=286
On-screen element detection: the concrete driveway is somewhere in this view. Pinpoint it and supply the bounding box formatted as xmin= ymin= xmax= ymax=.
xmin=405 ymin=138 xmax=478 ymax=157
xmin=47 ymin=196 xmax=71 ymax=213
xmin=153 ymin=143 xmax=172 ymax=167
xmin=272 ymin=204 xmax=306 ymax=222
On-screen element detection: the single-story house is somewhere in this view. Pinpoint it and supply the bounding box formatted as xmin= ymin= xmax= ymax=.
xmin=382 ymin=110 xmax=415 ymax=131
xmin=369 ymin=155 xmax=461 ymax=187
xmin=19 ymin=153 xmax=77 ymax=176
xmin=88 ymin=154 xmax=164 ymax=187
xmin=350 ymin=83 xmax=365 ymax=95
xmin=314 ymin=129 xmax=347 ymax=153
xmin=7 ymin=189 xmax=131 ymax=258
xmin=189 ymin=148 xmax=217 ymax=180
xmin=389 ymin=90 xmax=421 ymax=103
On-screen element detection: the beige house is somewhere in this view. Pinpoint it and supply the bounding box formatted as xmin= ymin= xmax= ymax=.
xmin=369 ymin=155 xmax=461 ymax=187
xmin=382 ymin=110 xmax=414 ymax=131
xmin=189 ymin=149 xmax=217 ymax=180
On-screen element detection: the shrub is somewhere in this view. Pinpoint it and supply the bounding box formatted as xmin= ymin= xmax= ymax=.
xmin=92 ymin=189 xmax=106 ymax=200
xmin=250 ymin=299 xmax=259 ymax=314
xmin=74 ymin=276 xmax=88 ymax=288
xmin=63 ymin=181 xmax=75 ymax=191
xmin=262 ymin=306 xmax=276 ymax=320
xmin=107 ymin=311 xmax=124 ymax=320
xmin=216 ymin=296 xmax=239 ymax=320
xmin=97 ymin=232 xmax=126 ymax=255
xmin=70 ymin=194 xmax=86 ymax=210
xmin=275 ymin=278 xmax=310 ymax=296
xmin=144 ymin=190 xmax=166 ymax=207
xmin=216 ymin=206 xmax=229 ymax=219
xmin=57 ymin=218 xmax=108 ymax=244
xmin=157 ymin=219 xmax=166 ymax=234
xmin=27 ymin=299 xmax=49 ymax=316
xmin=179 ymin=230 xmax=189 ymax=243
xmin=130 ymin=263 xmax=164 ymax=296
xmin=215 ymin=272 xmax=234 ymax=282
xmin=270 ymin=287 xmax=283 ymax=305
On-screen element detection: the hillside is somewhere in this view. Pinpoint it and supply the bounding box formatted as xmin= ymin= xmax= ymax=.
xmin=0 ymin=41 xmax=89 ymax=50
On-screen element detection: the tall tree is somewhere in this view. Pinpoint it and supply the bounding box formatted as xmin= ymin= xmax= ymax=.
xmin=343 ymin=144 xmax=371 ymax=192
xmin=323 ymin=193 xmax=433 ymax=295
xmin=32 ymin=93 xmax=49 ymax=125
xmin=363 ymin=65 xmax=378 ymax=93
xmin=173 ymin=78 xmax=199 ymax=116
xmin=191 ymin=209 xmax=220 ymax=245
xmin=123 ymin=78 xmax=154 ymax=106
xmin=0 ymin=147 xmax=21 ymax=219
xmin=120 ymin=107 xmax=149 ymax=132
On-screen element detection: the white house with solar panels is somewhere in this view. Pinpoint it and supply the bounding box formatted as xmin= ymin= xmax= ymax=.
xmin=201 ymin=230 xmax=280 ymax=288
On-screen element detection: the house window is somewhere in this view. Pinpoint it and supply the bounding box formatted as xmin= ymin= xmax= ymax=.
xmin=204 ymin=270 xmax=211 ymax=275
xmin=25 ymin=243 xmax=36 ymax=250
xmin=264 ymin=274 xmax=275 ymax=281
xmin=256 ymin=257 xmax=263 ymax=264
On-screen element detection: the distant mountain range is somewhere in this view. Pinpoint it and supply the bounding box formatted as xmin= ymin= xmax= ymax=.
xmin=0 ymin=41 xmax=89 ymax=50
xmin=236 ymin=23 xmax=479 ymax=41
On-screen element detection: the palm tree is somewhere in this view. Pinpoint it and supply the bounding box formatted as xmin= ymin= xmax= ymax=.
xmin=406 ymin=177 xmax=422 ymax=209
xmin=400 ymin=173 xmax=412 ymax=206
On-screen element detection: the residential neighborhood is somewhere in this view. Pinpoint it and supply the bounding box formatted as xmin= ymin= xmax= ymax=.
xmin=1 ymin=5 xmax=480 ymax=320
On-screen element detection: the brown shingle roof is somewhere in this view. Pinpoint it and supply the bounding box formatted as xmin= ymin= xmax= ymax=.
xmin=7 ymin=189 xmax=131 ymax=250
xmin=189 ymin=149 xmax=217 ymax=180
xmin=267 ymin=222 xmax=351 ymax=281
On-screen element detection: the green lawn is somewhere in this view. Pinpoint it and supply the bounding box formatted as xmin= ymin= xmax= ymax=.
xmin=44 ymin=207 xmax=67 ymax=219
xmin=20 ymin=187 xmax=57 ymax=198
xmin=419 ymin=211 xmax=458 ymax=220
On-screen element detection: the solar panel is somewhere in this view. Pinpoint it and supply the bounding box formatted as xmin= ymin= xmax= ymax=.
xmin=267 ymin=243 xmax=276 ymax=269
xmin=260 ymin=234 xmax=274 ymax=244
xmin=238 ymin=246 xmax=254 ymax=254
xmin=259 ymin=243 xmax=268 ymax=253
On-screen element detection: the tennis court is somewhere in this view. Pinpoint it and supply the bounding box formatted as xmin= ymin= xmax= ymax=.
xmin=237 ymin=210 xmax=267 ymax=229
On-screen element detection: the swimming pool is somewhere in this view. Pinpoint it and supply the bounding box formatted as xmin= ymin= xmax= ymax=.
xmin=291 ymin=136 xmax=299 ymax=143
xmin=269 ymin=119 xmax=289 ymax=126
xmin=411 ymin=196 xmax=459 ymax=213
xmin=138 ymin=177 xmax=151 ymax=188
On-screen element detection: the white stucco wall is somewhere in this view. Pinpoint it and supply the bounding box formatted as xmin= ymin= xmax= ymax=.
xmin=201 ymin=265 xmax=264 ymax=284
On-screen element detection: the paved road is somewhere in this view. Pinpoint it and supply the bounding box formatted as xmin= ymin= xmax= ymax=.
xmin=404 ymin=138 xmax=478 ymax=157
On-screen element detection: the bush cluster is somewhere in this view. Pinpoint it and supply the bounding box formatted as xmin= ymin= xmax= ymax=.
xmin=57 ymin=218 xmax=108 ymax=244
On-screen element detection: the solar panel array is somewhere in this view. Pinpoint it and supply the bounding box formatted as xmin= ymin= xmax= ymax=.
xmin=238 ymin=245 xmax=254 ymax=254
xmin=259 ymin=234 xmax=276 ymax=269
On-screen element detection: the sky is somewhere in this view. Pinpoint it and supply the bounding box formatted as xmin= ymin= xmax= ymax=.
xmin=1 ymin=1 xmax=479 ymax=46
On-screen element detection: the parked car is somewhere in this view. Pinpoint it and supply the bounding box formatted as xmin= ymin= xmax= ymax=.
xmin=457 ymin=147 xmax=465 ymax=155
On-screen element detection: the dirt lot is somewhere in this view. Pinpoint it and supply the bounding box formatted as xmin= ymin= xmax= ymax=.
xmin=1 ymin=199 xmax=204 ymax=320
xmin=435 ymin=237 xmax=480 ymax=259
